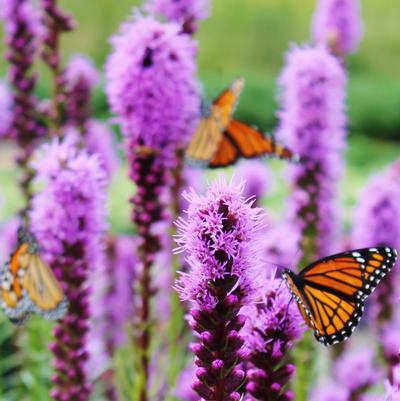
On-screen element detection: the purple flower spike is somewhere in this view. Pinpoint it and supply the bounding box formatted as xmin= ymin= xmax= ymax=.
xmin=277 ymin=45 xmax=347 ymax=262
xmin=147 ymin=0 xmax=210 ymax=34
xmin=243 ymin=271 xmax=305 ymax=401
xmin=312 ymin=0 xmax=363 ymax=56
xmin=65 ymin=54 xmax=98 ymax=132
xmin=352 ymin=161 xmax=400 ymax=324
xmin=175 ymin=178 xmax=264 ymax=401
xmin=105 ymin=14 xmax=200 ymax=165
xmin=29 ymin=136 xmax=108 ymax=401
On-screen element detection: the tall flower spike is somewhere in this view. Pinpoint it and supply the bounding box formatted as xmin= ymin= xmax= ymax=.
xmin=64 ymin=54 xmax=98 ymax=133
xmin=147 ymin=0 xmax=210 ymax=35
xmin=243 ymin=271 xmax=305 ymax=401
xmin=352 ymin=161 xmax=400 ymax=324
xmin=312 ymin=0 xmax=363 ymax=57
xmin=106 ymin=14 xmax=200 ymax=401
xmin=175 ymin=178 xmax=264 ymax=401
xmin=277 ymin=45 xmax=347 ymax=263
xmin=29 ymin=136 xmax=108 ymax=401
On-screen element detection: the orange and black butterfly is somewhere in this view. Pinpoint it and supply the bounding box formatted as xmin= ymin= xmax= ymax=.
xmin=282 ymin=247 xmax=397 ymax=345
xmin=0 ymin=227 xmax=68 ymax=324
xmin=186 ymin=77 xmax=298 ymax=168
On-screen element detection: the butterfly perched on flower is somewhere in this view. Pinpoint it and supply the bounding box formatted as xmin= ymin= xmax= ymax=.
xmin=282 ymin=247 xmax=397 ymax=345
xmin=186 ymin=77 xmax=298 ymax=168
xmin=0 ymin=227 xmax=68 ymax=324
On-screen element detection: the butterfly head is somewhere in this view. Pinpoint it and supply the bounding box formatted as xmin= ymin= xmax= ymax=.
xmin=17 ymin=227 xmax=40 ymax=254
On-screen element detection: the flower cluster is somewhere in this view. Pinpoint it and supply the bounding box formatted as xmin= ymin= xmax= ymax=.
xmin=352 ymin=161 xmax=400 ymax=324
xmin=243 ymin=272 xmax=305 ymax=401
xmin=277 ymin=45 xmax=347 ymax=262
xmin=148 ymin=0 xmax=210 ymax=34
xmin=29 ymin=136 xmax=108 ymax=401
xmin=105 ymin=14 xmax=200 ymax=162
xmin=312 ymin=0 xmax=363 ymax=56
xmin=175 ymin=178 xmax=264 ymax=401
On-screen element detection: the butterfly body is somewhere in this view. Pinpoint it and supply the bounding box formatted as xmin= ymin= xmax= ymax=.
xmin=0 ymin=228 xmax=68 ymax=324
xmin=282 ymin=247 xmax=397 ymax=345
xmin=186 ymin=78 xmax=298 ymax=168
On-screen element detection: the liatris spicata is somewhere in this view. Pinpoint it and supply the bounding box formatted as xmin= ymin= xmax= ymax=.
xmin=64 ymin=54 xmax=98 ymax=133
xmin=41 ymin=0 xmax=75 ymax=132
xmin=0 ymin=80 xmax=13 ymax=138
xmin=277 ymin=45 xmax=347 ymax=263
xmin=352 ymin=161 xmax=400 ymax=324
xmin=243 ymin=271 xmax=305 ymax=401
xmin=175 ymin=178 xmax=264 ymax=401
xmin=236 ymin=160 xmax=272 ymax=206
xmin=334 ymin=348 xmax=382 ymax=401
xmin=106 ymin=14 xmax=200 ymax=400
xmin=147 ymin=0 xmax=210 ymax=34
xmin=1 ymin=0 xmax=46 ymax=209
xmin=29 ymin=136 xmax=108 ymax=401
xmin=312 ymin=0 xmax=363 ymax=57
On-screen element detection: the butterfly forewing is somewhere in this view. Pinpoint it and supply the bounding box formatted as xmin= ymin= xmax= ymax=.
xmin=0 ymin=229 xmax=68 ymax=324
xmin=283 ymin=247 xmax=397 ymax=345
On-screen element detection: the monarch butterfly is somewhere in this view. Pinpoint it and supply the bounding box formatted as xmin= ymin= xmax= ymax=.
xmin=282 ymin=247 xmax=397 ymax=345
xmin=186 ymin=78 xmax=298 ymax=168
xmin=0 ymin=227 xmax=68 ymax=324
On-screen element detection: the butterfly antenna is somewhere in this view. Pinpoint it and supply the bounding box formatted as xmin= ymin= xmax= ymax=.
xmin=282 ymin=296 xmax=294 ymax=333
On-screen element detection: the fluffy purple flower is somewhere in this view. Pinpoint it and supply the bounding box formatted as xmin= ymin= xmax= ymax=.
xmin=148 ymin=0 xmax=210 ymax=34
xmin=0 ymin=80 xmax=13 ymax=138
xmin=334 ymin=349 xmax=381 ymax=395
xmin=29 ymin=136 xmax=108 ymax=401
xmin=236 ymin=160 xmax=272 ymax=206
xmin=312 ymin=0 xmax=363 ymax=56
xmin=243 ymin=271 xmax=305 ymax=401
xmin=310 ymin=383 xmax=349 ymax=401
xmin=65 ymin=54 xmax=98 ymax=131
xmin=352 ymin=161 xmax=400 ymax=323
xmin=277 ymin=45 xmax=347 ymax=262
xmin=105 ymin=14 xmax=200 ymax=161
xmin=175 ymin=178 xmax=264 ymax=401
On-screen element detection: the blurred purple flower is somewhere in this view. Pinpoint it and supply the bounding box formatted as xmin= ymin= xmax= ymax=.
xmin=147 ymin=0 xmax=210 ymax=34
xmin=312 ymin=0 xmax=363 ymax=56
xmin=243 ymin=270 xmax=305 ymax=401
xmin=29 ymin=135 xmax=108 ymax=401
xmin=84 ymin=120 xmax=119 ymax=177
xmin=385 ymin=365 xmax=400 ymax=401
xmin=334 ymin=349 xmax=382 ymax=396
xmin=175 ymin=363 xmax=198 ymax=401
xmin=236 ymin=160 xmax=272 ymax=206
xmin=352 ymin=161 xmax=400 ymax=324
xmin=381 ymin=320 xmax=400 ymax=370
xmin=105 ymin=14 xmax=200 ymax=163
xmin=65 ymin=54 xmax=98 ymax=131
xmin=175 ymin=178 xmax=264 ymax=401
xmin=262 ymin=222 xmax=301 ymax=274
xmin=0 ymin=218 xmax=18 ymax=265
xmin=277 ymin=45 xmax=347 ymax=262
xmin=310 ymin=383 xmax=349 ymax=401
xmin=0 ymin=80 xmax=13 ymax=138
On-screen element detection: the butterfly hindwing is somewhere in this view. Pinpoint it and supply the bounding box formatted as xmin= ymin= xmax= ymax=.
xmin=283 ymin=247 xmax=397 ymax=345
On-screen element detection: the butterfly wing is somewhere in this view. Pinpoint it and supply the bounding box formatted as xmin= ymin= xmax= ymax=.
xmin=186 ymin=78 xmax=244 ymax=165
xmin=1 ymin=231 xmax=68 ymax=324
xmin=284 ymin=247 xmax=397 ymax=345
xmin=209 ymin=135 xmax=239 ymax=168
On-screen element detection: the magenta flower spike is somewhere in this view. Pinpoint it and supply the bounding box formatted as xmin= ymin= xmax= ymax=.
xmin=64 ymin=54 xmax=99 ymax=133
xmin=105 ymin=13 xmax=200 ymax=401
xmin=175 ymin=178 xmax=264 ymax=401
xmin=147 ymin=0 xmax=210 ymax=34
xmin=312 ymin=0 xmax=363 ymax=57
xmin=277 ymin=45 xmax=347 ymax=263
xmin=29 ymin=136 xmax=108 ymax=401
xmin=243 ymin=271 xmax=305 ymax=401
xmin=352 ymin=161 xmax=400 ymax=324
